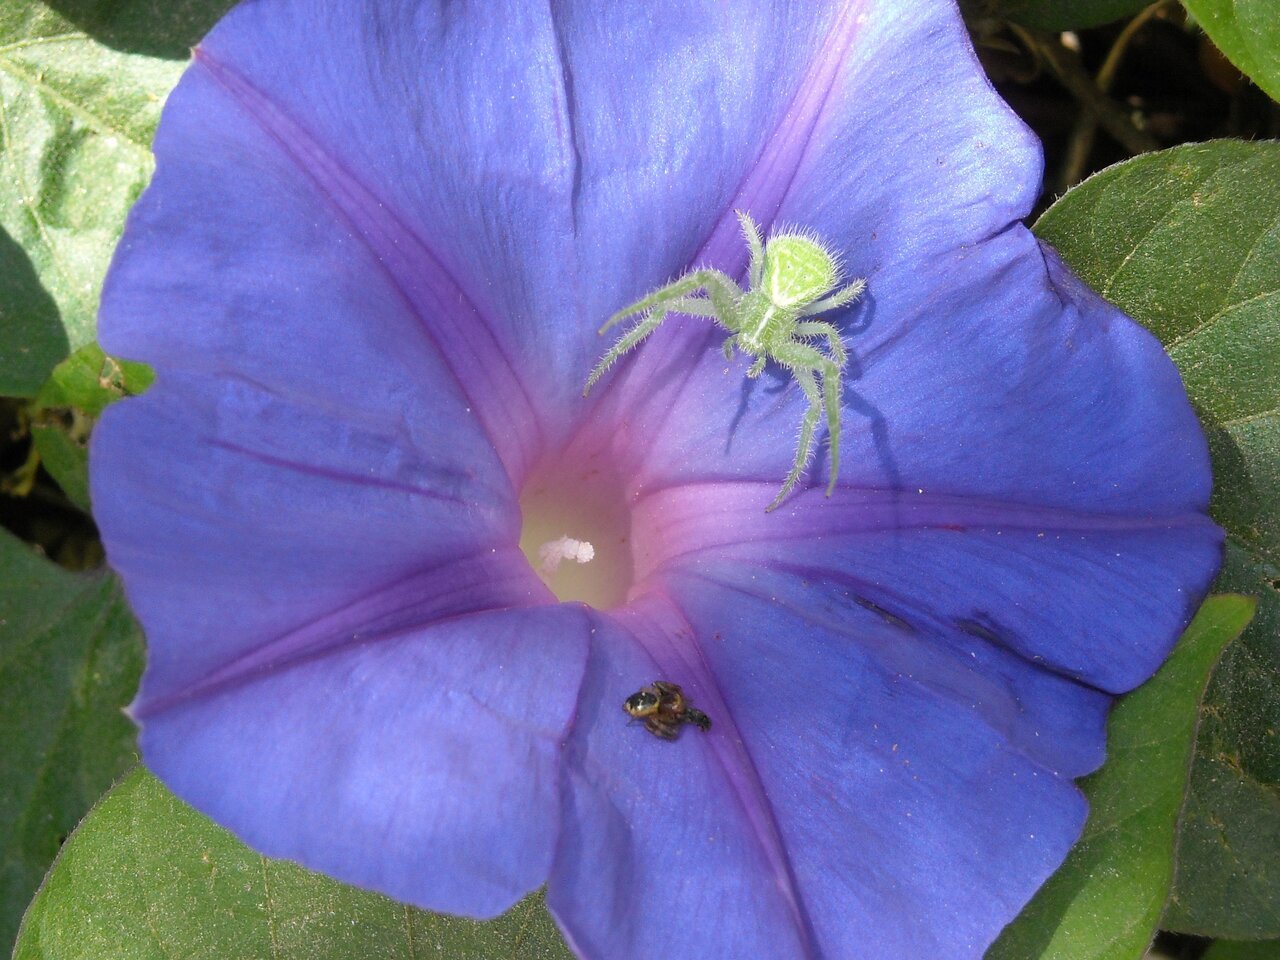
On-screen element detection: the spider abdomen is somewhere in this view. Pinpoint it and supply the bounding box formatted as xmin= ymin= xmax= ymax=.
xmin=762 ymin=234 xmax=840 ymax=309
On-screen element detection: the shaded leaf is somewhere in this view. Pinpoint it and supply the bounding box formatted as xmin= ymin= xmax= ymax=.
xmin=0 ymin=526 xmax=142 ymax=952
xmin=1034 ymin=139 xmax=1280 ymax=938
xmin=0 ymin=224 xmax=64 ymax=397
xmin=39 ymin=0 xmax=237 ymax=60
xmin=13 ymin=769 xmax=574 ymax=960
xmin=1182 ymin=0 xmax=1280 ymax=102
xmin=1202 ymin=940 xmax=1280 ymax=960
xmin=986 ymin=596 xmax=1256 ymax=960
xmin=1164 ymin=543 xmax=1280 ymax=937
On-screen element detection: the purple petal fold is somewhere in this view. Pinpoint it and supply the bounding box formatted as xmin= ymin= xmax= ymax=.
xmin=93 ymin=374 xmax=524 ymax=702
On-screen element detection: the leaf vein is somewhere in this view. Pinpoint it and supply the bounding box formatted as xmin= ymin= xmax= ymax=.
xmin=0 ymin=52 xmax=152 ymax=153
xmin=1101 ymin=157 xmax=1246 ymax=303
xmin=1220 ymin=404 xmax=1280 ymax=430
xmin=403 ymin=903 xmax=418 ymax=960
xmin=0 ymin=33 xmax=90 ymax=57
xmin=1163 ymin=272 xmax=1280 ymax=355
xmin=260 ymin=856 xmax=283 ymax=960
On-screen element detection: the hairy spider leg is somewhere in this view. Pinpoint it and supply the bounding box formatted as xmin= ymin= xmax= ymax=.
xmin=584 ymin=270 xmax=743 ymax=395
xmin=771 ymin=365 xmax=825 ymax=511
xmin=596 ymin=270 xmax=741 ymax=335
xmin=794 ymin=320 xmax=847 ymax=369
xmin=798 ymin=277 xmax=866 ymax=317
xmin=768 ymin=341 xmax=843 ymax=510
xmin=583 ymin=306 xmax=671 ymax=395
xmin=821 ymin=358 xmax=842 ymax=497
xmin=735 ymin=210 xmax=766 ymax=290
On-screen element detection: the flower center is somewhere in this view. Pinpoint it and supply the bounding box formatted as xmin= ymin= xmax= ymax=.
xmin=518 ymin=458 xmax=634 ymax=609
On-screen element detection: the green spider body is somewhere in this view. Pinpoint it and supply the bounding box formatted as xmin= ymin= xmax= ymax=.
xmin=584 ymin=211 xmax=865 ymax=511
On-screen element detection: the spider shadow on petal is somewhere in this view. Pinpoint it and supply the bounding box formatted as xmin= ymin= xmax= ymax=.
xmin=722 ymin=296 xmax=871 ymax=455
xmin=720 ymin=292 xmax=900 ymax=498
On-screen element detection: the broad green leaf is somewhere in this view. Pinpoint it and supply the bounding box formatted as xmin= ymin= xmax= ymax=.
xmin=986 ymin=596 xmax=1256 ymax=960
xmin=0 ymin=3 xmax=183 ymax=393
xmin=1203 ymin=940 xmax=1280 ymax=960
xmin=28 ymin=342 xmax=153 ymax=509
xmin=1034 ymin=140 xmax=1280 ymax=938
xmin=0 ymin=1 xmax=236 ymax=395
xmin=968 ymin=0 xmax=1152 ymax=30
xmin=13 ymin=769 xmax=575 ymax=960
xmin=0 ymin=527 xmax=142 ymax=952
xmin=1182 ymin=0 xmax=1280 ymax=102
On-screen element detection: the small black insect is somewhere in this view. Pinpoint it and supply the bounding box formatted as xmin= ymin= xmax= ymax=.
xmin=623 ymin=680 xmax=711 ymax=740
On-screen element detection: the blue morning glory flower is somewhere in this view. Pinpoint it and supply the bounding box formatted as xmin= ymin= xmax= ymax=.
xmin=90 ymin=1 xmax=1223 ymax=957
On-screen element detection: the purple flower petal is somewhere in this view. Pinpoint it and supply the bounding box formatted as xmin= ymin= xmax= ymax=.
xmin=551 ymin=591 xmax=1088 ymax=959
xmin=129 ymin=0 xmax=918 ymax=455
xmin=636 ymin=482 xmax=1221 ymax=695
xmin=549 ymin=607 xmax=815 ymax=958
xmin=89 ymin=0 xmax=1224 ymax=956
xmin=583 ymin=203 xmax=1214 ymax=518
xmin=571 ymin=0 xmax=1041 ymax=469
xmin=137 ymin=604 xmax=589 ymax=916
xmin=93 ymin=373 xmax=524 ymax=703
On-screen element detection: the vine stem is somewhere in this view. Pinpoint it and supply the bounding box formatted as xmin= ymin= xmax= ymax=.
xmin=1009 ymin=20 xmax=1161 ymax=191
xmin=1058 ymin=1 xmax=1174 ymax=191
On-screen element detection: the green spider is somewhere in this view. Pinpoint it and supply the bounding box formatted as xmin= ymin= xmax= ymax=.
xmin=583 ymin=211 xmax=865 ymax=511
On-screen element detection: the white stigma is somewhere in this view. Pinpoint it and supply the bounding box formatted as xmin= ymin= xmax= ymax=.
xmin=537 ymin=535 xmax=596 ymax=576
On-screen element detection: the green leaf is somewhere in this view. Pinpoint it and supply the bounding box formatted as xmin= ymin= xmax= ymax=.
xmin=0 ymin=3 xmax=185 ymax=392
xmin=0 ymin=526 xmax=143 ymax=953
xmin=13 ymin=769 xmax=575 ymax=960
xmin=1182 ymin=0 xmax=1280 ymax=103
xmin=986 ymin=596 xmax=1256 ymax=960
xmin=1164 ymin=544 xmax=1280 ymax=937
xmin=968 ymin=0 xmax=1152 ymax=30
xmin=23 ymin=1 xmax=237 ymax=60
xmin=0 ymin=1 xmax=237 ymax=396
xmin=1034 ymin=140 xmax=1280 ymax=938
xmin=0 ymin=224 xmax=64 ymax=396
xmin=33 ymin=340 xmax=152 ymax=414
xmin=28 ymin=342 xmax=153 ymax=509
xmin=1203 ymin=940 xmax=1280 ymax=960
